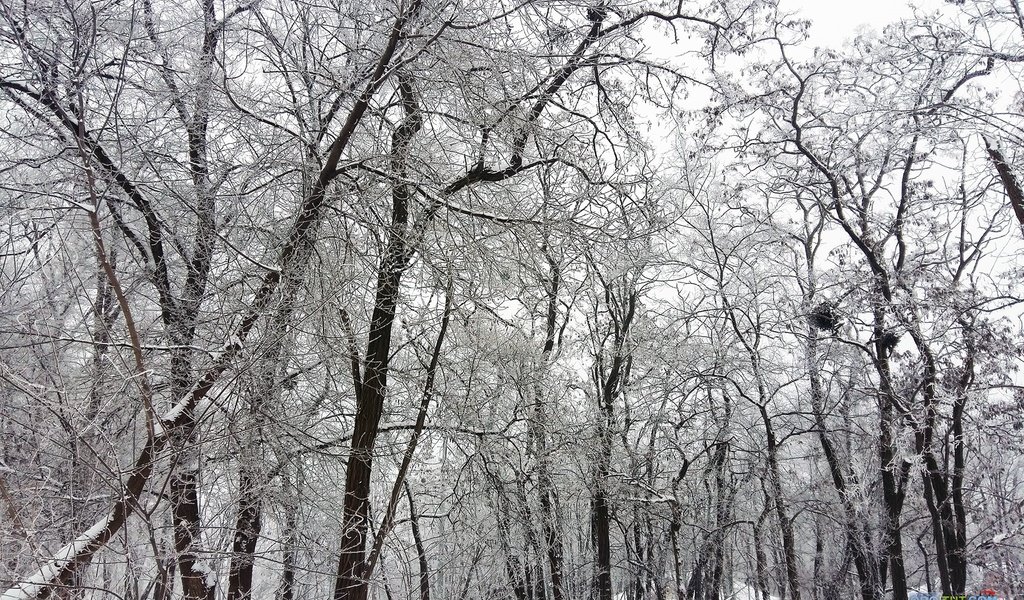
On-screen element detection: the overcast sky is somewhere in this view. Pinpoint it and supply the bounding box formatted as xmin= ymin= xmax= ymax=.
xmin=789 ymin=0 xmax=936 ymax=47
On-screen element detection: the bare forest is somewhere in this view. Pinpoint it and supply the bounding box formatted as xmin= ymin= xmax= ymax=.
xmin=1 ymin=0 xmax=1023 ymax=598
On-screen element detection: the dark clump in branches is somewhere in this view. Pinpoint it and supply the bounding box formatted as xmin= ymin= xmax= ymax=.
xmin=807 ymin=302 xmax=841 ymax=332
xmin=878 ymin=330 xmax=901 ymax=351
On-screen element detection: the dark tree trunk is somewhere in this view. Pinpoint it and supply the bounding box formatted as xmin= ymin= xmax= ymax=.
xmin=707 ymin=438 xmax=729 ymax=600
xmin=870 ymin=306 xmax=910 ymax=600
xmin=405 ymin=484 xmax=431 ymax=600
xmin=984 ymin=138 xmax=1024 ymax=237
xmin=590 ymin=274 xmax=637 ymax=600
xmin=807 ymin=329 xmax=882 ymax=600
xmin=278 ymin=491 xmax=298 ymax=600
xmin=630 ymin=513 xmax=644 ymax=600
xmin=536 ymin=246 xmax=565 ymax=600
xmin=332 ymin=66 xmax=422 ymax=600
xmin=754 ymin=506 xmax=771 ymax=600
xmin=759 ymin=406 xmax=801 ymax=600
xmin=592 ymin=487 xmax=613 ymax=600
xmin=171 ymin=465 xmax=216 ymax=600
xmin=226 ymin=469 xmax=263 ymax=600
xmin=503 ymin=510 xmax=530 ymax=600
xmin=153 ymin=554 xmax=176 ymax=600
xmin=228 ymin=300 xmax=295 ymax=600
xmin=912 ymin=325 xmax=969 ymax=595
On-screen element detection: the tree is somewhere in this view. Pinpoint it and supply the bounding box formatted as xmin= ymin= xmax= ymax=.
xmin=4 ymin=1 xmax=1023 ymax=599
xmin=1 ymin=0 xmax=770 ymax=598
xmin=708 ymin=12 xmax=1024 ymax=594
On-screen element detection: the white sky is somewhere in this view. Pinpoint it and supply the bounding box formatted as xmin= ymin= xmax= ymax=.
xmin=788 ymin=0 xmax=938 ymax=47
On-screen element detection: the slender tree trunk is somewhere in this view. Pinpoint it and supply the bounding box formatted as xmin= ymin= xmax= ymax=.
xmin=536 ymin=246 xmax=565 ymax=600
xmin=912 ymin=328 xmax=969 ymax=594
xmin=871 ymin=307 xmax=909 ymax=600
xmin=592 ymin=348 xmax=619 ymax=600
xmin=759 ymin=406 xmax=801 ymax=600
xmin=806 ymin=329 xmax=881 ymax=600
xmin=630 ymin=512 xmax=644 ymax=600
xmin=798 ymin=217 xmax=883 ymax=600
xmin=405 ymin=483 xmax=431 ymax=600
xmin=278 ymin=479 xmax=298 ymax=600
xmin=707 ymin=438 xmax=730 ymax=600
xmin=754 ymin=506 xmax=771 ymax=600
xmin=153 ymin=552 xmax=175 ymax=600
xmin=332 ymin=71 xmax=422 ymax=600
xmin=226 ymin=469 xmax=263 ymax=600
xmin=166 ymin=0 xmax=220 ymax=590
xmin=495 ymin=486 xmax=529 ymax=600
xmin=590 ymin=278 xmax=637 ymax=600
xmin=171 ymin=460 xmax=215 ymax=600
xmin=225 ymin=382 xmax=274 ymax=600
xmin=592 ymin=485 xmax=613 ymax=600
xmin=590 ymin=359 xmax=617 ymax=600
xmin=670 ymin=502 xmax=684 ymax=600
xmin=228 ymin=296 xmax=298 ymax=600
xmin=983 ymin=138 xmax=1024 ymax=237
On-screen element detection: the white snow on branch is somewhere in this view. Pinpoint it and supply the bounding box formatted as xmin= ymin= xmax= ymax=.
xmin=1 ymin=513 xmax=114 ymax=600
xmin=160 ymin=334 xmax=241 ymax=428
xmin=190 ymin=557 xmax=217 ymax=590
xmin=224 ymin=334 xmax=244 ymax=352
xmin=158 ymin=394 xmax=191 ymax=426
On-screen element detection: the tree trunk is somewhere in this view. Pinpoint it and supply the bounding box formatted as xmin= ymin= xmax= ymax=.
xmin=984 ymin=138 xmax=1024 ymax=237
xmin=754 ymin=505 xmax=771 ymax=600
xmin=759 ymin=405 xmax=801 ymax=600
xmin=405 ymin=484 xmax=431 ymax=600
xmin=226 ymin=469 xmax=263 ymax=600
xmin=536 ymin=246 xmax=565 ymax=600
xmin=333 ymin=72 xmax=423 ymax=600
xmin=171 ymin=462 xmax=216 ymax=600
xmin=591 ymin=277 xmax=637 ymax=600
xmin=278 ymin=479 xmax=298 ymax=600
xmin=871 ymin=307 xmax=910 ymax=600
xmin=806 ymin=329 xmax=881 ymax=600
xmin=228 ymin=297 xmax=297 ymax=600
xmin=912 ymin=326 xmax=969 ymax=594
xmin=592 ymin=489 xmax=613 ymax=600
xmin=496 ymin=487 xmax=529 ymax=600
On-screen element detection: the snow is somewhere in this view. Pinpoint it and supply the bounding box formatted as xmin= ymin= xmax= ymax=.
xmin=726 ymin=584 xmax=780 ymax=600
xmin=191 ymin=558 xmax=217 ymax=590
xmin=158 ymin=332 xmax=244 ymax=430
xmin=1 ymin=513 xmax=113 ymax=600
xmin=1 ymin=559 xmax=64 ymax=600
xmin=612 ymin=583 xmax=778 ymax=600
xmin=159 ymin=394 xmax=192 ymax=426
xmin=223 ymin=334 xmax=243 ymax=351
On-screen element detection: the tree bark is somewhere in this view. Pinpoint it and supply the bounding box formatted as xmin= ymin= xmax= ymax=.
xmin=591 ymin=281 xmax=636 ymax=600
xmin=332 ymin=69 xmax=423 ymax=600
xmin=405 ymin=484 xmax=431 ymax=600
xmin=984 ymin=138 xmax=1024 ymax=237
xmin=871 ymin=307 xmax=910 ymax=600
xmin=806 ymin=329 xmax=881 ymax=600
xmin=758 ymin=405 xmax=801 ymax=600
xmin=226 ymin=469 xmax=263 ymax=600
xmin=536 ymin=245 xmax=565 ymax=600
